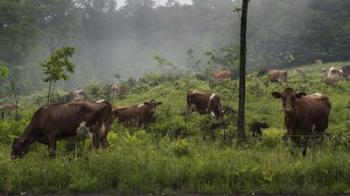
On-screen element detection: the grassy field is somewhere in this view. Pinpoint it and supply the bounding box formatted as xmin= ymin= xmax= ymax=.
xmin=1 ymin=62 xmax=350 ymax=194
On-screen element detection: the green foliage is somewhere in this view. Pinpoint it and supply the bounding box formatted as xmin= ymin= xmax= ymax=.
xmin=1 ymin=61 xmax=350 ymax=194
xmin=40 ymin=47 xmax=75 ymax=83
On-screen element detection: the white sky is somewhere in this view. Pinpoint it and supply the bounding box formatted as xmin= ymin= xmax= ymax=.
xmin=117 ymin=0 xmax=193 ymax=8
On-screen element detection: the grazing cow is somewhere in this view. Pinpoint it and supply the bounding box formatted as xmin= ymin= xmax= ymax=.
xmin=111 ymin=84 xmax=121 ymax=100
xmin=250 ymin=122 xmax=269 ymax=140
xmin=341 ymin=65 xmax=350 ymax=77
xmin=211 ymin=69 xmax=233 ymax=80
xmin=11 ymin=100 xmax=112 ymax=159
xmin=294 ymin=68 xmax=305 ymax=76
xmin=327 ymin=67 xmax=343 ymax=84
xmin=187 ymin=90 xmax=223 ymax=121
xmin=70 ymin=90 xmax=86 ymax=101
xmin=272 ymin=88 xmax=331 ymax=156
xmin=267 ymin=69 xmax=287 ymax=83
xmin=112 ymin=99 xmax=162 ymax=126
xmin=0 ymin=103 xmax=17 ymax=119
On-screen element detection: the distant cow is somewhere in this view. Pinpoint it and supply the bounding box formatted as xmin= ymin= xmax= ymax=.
xmin=315 ymin=59 xmax=323 ymax=65
xmin=0 ymin=103 xmax=17 ymax=119
xmin=294 ymin=68 xmax=305 ymax=76
xmin=112 ymin=99 xmax=162 ymax=126
xmin=11 ymin=100 xmax=112 ymax=159
xmin=111 ymin=84 xmax=121 ymax=100
xmin=341 ymin=65 xmax=350 ymax=77
xmin=70 ymin=90 xmax=86 ymax=101
xmin=267 ymin=69 xmax=287 ymax=83
xmin=250 ymin=122 xmax=269 ymax=140
xmin=272 ymin=88 xmax=331 ymax=156
xmin=327 ymin=67 xmax=343 ymax=84
xmin=187 ymin=90 xmax=223 ymax=121
xmin=211 ymin=69 xmax=233 ymax=80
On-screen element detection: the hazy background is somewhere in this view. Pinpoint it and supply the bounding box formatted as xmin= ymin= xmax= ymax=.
xmin=1 ymin=0 xmax=349 ymax=95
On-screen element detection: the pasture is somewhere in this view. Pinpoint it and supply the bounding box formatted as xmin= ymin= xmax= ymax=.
xmin=1 ymin=62 xmax=350 ymax=194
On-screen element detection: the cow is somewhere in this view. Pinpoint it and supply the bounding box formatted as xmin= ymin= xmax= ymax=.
xmin=70 ymin=90 xmax=86 ymax=101
xmin=267 ymin=69 xmax=287 ymax=83
xmin=0 ymin=103 xmax=17 ymax=119
xmin=250 ymin=122 xmax=269 ymax=140
xmin=294 ymin=68 xmax=305 ymax=76
xmin=111 ymin=84 xmax=121 ymax=100
xmin=187 ymin=90 xmax=223 ymax=121
xmin=326 ymin=67 xmax=343 ymax=84
xmin=315 ymin=59 xmax=323 ymax=65
xmin=112 ymin=99 xmax=162 ymax=126
xmin=11 ymin=100 xmax=112 ymax=159
xmin=272 ymin=88 xmax=331 ymax=156
xmin=211 ymin=69 xmax=233 ymax=80
xmin=341 ymin=65 xmax=350 ymax=78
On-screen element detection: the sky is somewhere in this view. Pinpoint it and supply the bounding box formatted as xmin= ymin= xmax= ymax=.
xmin=117 ymin=0 xmax=193 ymax=8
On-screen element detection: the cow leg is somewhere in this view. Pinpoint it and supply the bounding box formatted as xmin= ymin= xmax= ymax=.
xmin=302 ymin=137 xmax=309 ymax=157
xmin=47 ymin=136 xmax=57 ymax=157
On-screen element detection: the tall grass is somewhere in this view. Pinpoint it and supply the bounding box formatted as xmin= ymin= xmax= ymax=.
xmin=1 ymin=62 xmax=350 ymax=194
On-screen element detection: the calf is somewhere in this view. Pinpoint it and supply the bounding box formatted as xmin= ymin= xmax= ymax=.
xmin=250 ymin=122 xmax=269 ymax=140
xmin=272 ymin=88 xmax=331 ymax=156
xmin=187 ymin=90 xmax=223 ymax=121
xmin=70 ymin=90 xmax=86 ymax=101
xmin=112 ymin=99 xmax=162 ymax=126
xmin=111 ymin=84 xmax=121 ymax=100
xmin=11 ymin=100 xmax=112 ymax=158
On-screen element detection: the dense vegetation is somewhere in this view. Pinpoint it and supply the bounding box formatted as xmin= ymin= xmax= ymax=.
xmin=1 ymin=0 xmax=350 ymax=95
xmin=1 ymin=62 xmax=350 ymax=194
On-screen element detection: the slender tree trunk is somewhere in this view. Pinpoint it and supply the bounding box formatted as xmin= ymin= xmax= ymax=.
xmin=237 ymin=0 xmax=249 ymax=142
xmin=48 ymin=80 xmax=52 ymax=104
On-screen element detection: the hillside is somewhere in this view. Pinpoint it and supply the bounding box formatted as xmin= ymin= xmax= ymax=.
xmin=1 ymin=62 xmax=350 ymax=194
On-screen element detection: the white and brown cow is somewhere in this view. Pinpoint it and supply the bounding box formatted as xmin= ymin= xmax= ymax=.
xmin=11 ymin=100 xmax=112 ymax=158
xmin=187 ymin=90 xmax=223 ymax=121
xmin=111 ymin=84 xmax=121 ymax=100
xmin=327 ymin=67 xmax=343 ymax=84
xmin=112 ymin=99 xmax=162 ymax=126
xmin=267 ymin=69 xmax=287 ymax=83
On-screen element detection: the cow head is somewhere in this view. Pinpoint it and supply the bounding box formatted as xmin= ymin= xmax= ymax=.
xmin=11 ymin=138 xmax=31 ymax=159
xmin=143 ymin=99 xmax=162 ymax=114
xmin=272 ymin=88 xmax=306 ymax=114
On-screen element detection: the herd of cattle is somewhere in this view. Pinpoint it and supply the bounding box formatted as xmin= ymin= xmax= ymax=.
xmin=5 ymin=65 xmax=349 ymax=158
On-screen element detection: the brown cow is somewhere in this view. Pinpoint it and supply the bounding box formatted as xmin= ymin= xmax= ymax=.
xmin=327 ymin=67 xmax=343 ymax=84
xmin=111 ymin=84 xmax=121 ymax=100
xmin=211 ymin=69 xmax=233 ymax=80
xmin=187 ymin=90 xmax=223 ymax=121
xmin=11 ymin=100 xmax=112 ymax=159
xmin=0 ymin=103 xmax=17 ymax=119
xmin=272 ymin=88 xmax=331 ymax=156
xmin=267 ymin=69 xmax=287 ymax=83
xmin=112 ymin=99 xmax=162 ymax=126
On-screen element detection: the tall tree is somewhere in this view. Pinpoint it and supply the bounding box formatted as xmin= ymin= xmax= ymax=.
xmin=237 ymin=0 xmax=249 ymax=142
xmin=40 ymin=47 xmax=76 ymax=103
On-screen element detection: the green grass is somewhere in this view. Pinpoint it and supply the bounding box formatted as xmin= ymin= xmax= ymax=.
xmin=1 ymin=61 xmax=350 ymax=194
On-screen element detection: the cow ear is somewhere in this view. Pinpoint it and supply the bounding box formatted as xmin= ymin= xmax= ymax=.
xmin=272 ymin=92 xmax=282 ymax=99
xmin=296 ymin=92 xmax=306 ymax=98
xmin=156 ymin=102 xmax=162 ymax=106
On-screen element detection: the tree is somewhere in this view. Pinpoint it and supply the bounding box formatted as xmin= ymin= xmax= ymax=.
xmin=40 ymin=47 xmax=76 ymax=104
xmin=237 ymin=0 xmax=250 ymax=143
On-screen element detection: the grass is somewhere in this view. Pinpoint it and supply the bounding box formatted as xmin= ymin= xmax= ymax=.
xmin=1 ymin=61 xmax=350 ymax=194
